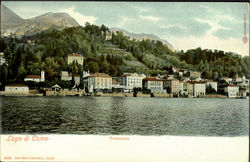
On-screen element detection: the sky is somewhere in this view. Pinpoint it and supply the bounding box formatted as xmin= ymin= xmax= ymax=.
xmin=2 ymin=1 xmax=249 ymax=56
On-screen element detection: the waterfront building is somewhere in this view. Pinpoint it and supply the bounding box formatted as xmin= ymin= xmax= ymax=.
xmin=205 ymin=80 xmax=218 ymax=92
xmin=83 ymin=73 xmax=112 ymax=91
xmin=187 ymin=82 xmax=194 ymax=96
xmin=238 ymin=87 xmax=247 ymax=98
xmin=60 ymin=71 xmax=80 ymax=85
xmin=193 ymin=81 xmax=206 ymax=97
xmin=5 ymin=83 xmax=29 ymax=95
xmin=181 ymin=82 xmax=190 ymax=95
xmin=179 ymin=81 xmax=184 ymax=95
xmin=24 ymin=70 xmax=45 ymax=82
xmin=142 ymin=77 xmax=165 ymax=93
xmin=224 ymin=84 xmax=239 ymax=98
xmin=66 ymin=53 xmax=83 ymax=65
xmin=118 ymin=73 xmax=146 ymax=90
xmin=163 ymin=78 xmax=179 ymax=96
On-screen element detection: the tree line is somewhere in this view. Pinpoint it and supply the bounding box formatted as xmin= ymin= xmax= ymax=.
xmin=0 ymin=23 xmax=249 ymax=90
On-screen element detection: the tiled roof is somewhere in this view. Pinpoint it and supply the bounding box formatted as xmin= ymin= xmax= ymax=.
xmin=112 ymin=80 xmax=121 ymax=84
xmin=67 ymin=53 xmax=82 ymax=57
xmin=204 ymin=80 xmax=217 ymax=82
xmin=121 ymin=73 xmax=142 ymax=77
xmin=6 ymin=83 xmax=28 ymax=87
xmin=84 ymin=73 xmax=112 ymax=78
xmin=143 ymin=77 xmax=164 ymax=81
xmin=25 ymin=75 xmax=41 ymax=79
xmin=93 ymin=73 xmax=112 ymax=78
xmin=68 ymin=74 xmax=80 ymax=77
xmin=188 ymin=81 xmax=206 ymax=84
xmin=228 ymin=84 xmax=237 ymax=87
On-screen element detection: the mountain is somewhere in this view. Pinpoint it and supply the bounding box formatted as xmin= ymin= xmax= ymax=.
xmin=1 ymin=4 xmax=175 ymax=52
xmin=1 ymin=4 xmax=25 ymax=36
xmin=110 ymin=27 xmax=175 ymax=52
xmin=1 ymin=4 xmax=25 ymax=28
xmin=1 ymin=4 xmax=79 ymax=36
xmin=26 ymin=12 xmax=79 ymax=27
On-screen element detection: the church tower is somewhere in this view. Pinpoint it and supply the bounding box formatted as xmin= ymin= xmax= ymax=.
xmin=41 ymin=70 xmax=45 ymax=82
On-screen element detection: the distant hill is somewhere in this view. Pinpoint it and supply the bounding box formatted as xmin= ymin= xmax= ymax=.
xmin=110 ymin=27 xmax=175 ymax=52
xmin=1 ymin=4 xmax=79 ymax=36
xmin=1 ymin=4 xmax=25 ymax=28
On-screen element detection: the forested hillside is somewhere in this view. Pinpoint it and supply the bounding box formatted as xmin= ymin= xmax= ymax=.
xmin=0 ymin=23 xmax=249 ymax=89
xmin=178 ymin=48 xmax=249 ymax=79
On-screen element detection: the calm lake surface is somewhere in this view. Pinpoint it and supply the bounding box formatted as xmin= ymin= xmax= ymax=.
xmin=0 ymin=96 xmax=248 ymax=136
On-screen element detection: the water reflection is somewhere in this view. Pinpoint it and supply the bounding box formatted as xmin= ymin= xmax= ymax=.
xmin=0 ymin=96 xmax=248 ymax=136
xmin=108 ymin=97 xmax=128 ymax=134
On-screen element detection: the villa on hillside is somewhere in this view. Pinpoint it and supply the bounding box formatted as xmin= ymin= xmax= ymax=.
xmin=24 ymin=70 xmax=45 ymax=82
xmin=66 ymin=53 xmax=83 ymax=65
xmin=189 ymin=71 xmax=201 ymax=79
xmin=105 ymin=30 xmax=112 ymax=40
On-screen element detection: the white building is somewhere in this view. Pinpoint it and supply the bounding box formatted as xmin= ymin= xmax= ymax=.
xmin=60 ymin=71 xmax=80 ymax=85
xmin=106 ymin=30 xmax=112 ymax=40
xmin=24 ymin=70 xmax=45 ymax=82
xmin=193 ymin=82 xmax=206 ymax=97
xmin=83 ymin=73 xmax=112 ymax=91
xmin=205 ymin=80 xmax=218 ymax=92
xmin=119 ymin=73 xmax=146 ymax=90
xmin=66 ymin=53 xmax=83 ymax=65
xmin=5 ymin=83 xmax=29 ymax=95
xmin=224 ymin=84 xmax=239 ymax=98
xmin=221 ymin=77 xmax=233 ymax=84
xmin=0 ymin=52 xmax=6 ymax=65
xmin=179 ymin=81 xmax=184 ymax=95
xmin=142 ymin=77 xmax=165 ymax=93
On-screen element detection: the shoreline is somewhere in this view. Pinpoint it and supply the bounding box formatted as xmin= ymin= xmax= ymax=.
xmin=0 ymin=93 xmax=246 ymax=99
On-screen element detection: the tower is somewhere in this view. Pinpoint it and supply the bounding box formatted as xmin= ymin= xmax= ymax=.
xmin=41 ymin=70 xmax=45 ymax=82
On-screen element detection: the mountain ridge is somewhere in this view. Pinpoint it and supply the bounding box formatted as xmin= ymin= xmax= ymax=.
xmin=110 ymin=27 xmax=175 ymax=51
xmin=1 ymin=4 xmax=79 ymax=36
xmin=1 ymin=4 xmax=175 ymax=51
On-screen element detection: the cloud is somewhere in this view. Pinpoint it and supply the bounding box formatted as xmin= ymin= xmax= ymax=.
xmin=164 ymin=28 xmax=249 ymax=57
xmin=195 ymin=18 xmax=231 ymax=36
xmin=59 ymin=7 xmax=97 ymax=26
xmin=113 ymin=16 xmax=136 ymax=28
xmin=159 ymin=24 xmax=187 ymax=30
xmin=133 ymin=6 xmax=151 ymax=13
xmin=139 ymin=15 xmax=160 ymax=22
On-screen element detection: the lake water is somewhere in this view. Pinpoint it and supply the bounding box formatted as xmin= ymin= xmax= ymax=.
xmin=0 ymin=96 xmax=248 ymax=136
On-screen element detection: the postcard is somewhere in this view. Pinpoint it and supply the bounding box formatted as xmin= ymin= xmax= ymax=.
xmin=0 ymin=1 xmax=249 ymax=162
